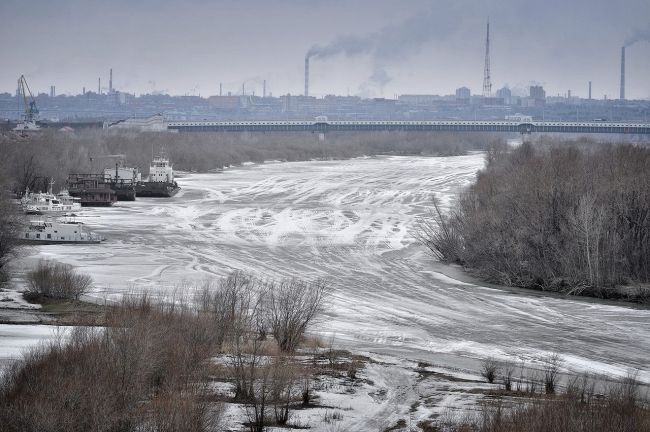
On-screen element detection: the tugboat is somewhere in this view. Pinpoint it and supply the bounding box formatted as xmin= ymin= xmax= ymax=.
xmin=21 ymin=180 xmax=82 ymax=214
xmin=20 ymin=219 xmax=104 ymax=244
xmin=103 ymin=163 xmax=139 ymax=201
xmin=135 ymin=155 xmax=180 ymax=197
xmin=67 ymin=174 xmax=117 ymax=206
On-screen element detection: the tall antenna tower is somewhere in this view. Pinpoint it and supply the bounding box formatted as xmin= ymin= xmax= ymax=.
xmin=482 ymin=18 xmax=492 ymax=98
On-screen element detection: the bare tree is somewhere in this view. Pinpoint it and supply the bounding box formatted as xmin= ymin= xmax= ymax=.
xmin=265 ymin=278 xmax=328 ymax=352
xmin=481 ymin=358 xmax=500 ymax=384
xmin=543 ymin=353 xmax=563 ymax=394
xmin=570 ymin=194 xmax=607 ymax=292
xmin=501 ymin=360 xmax=516 ymax=391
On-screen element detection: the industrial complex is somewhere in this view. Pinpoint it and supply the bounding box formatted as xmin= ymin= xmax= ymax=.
xmin=1 ymin=22 xmax=648 ymax=127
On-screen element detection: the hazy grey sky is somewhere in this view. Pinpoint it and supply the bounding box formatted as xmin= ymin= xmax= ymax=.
xmin=1 ymin=0 xmax=649 ymax=99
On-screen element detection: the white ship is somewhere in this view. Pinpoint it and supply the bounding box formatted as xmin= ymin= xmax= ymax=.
xmin=21 ymin=182 xmax=82 ymax=215
xmin=134 ymin=155 xmax=180 ymax=197
xmin=13 ymin=120 xmax=41 ymax=134
xmin=20 ymin=220 xmax=104 ymax=244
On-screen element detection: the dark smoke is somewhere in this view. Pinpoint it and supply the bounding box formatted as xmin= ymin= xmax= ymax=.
xmin=624 ymin=25 xmax=650 ymax=47
xmin=306 ymin=5 xmax=457 ymax=92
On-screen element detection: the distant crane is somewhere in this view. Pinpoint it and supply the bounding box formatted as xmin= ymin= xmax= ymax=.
xmin=88 ymin=154 xmax=126 ymax=172
xmin=15 ymin=75 xmax=41 ymax=136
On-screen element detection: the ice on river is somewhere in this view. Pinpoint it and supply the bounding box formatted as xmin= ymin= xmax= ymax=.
xmin=20 ymin=155 xmax=650 ymax=382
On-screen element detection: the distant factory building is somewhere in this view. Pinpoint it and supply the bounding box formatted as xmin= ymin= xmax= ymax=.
xmin=522 ymin=85 xmax=546 ymax=107
xmin=496 ymin=87 xmax=512 ymax=105
xmin=529 ymin=85 xmax=546 ymax=101
xmin=208 ymin=96 xmax=241 ymax=110
xmin=455 ymin=87 xmax=471 ymax=103
xmin=398 ymin=95 xmax=445 ymax=105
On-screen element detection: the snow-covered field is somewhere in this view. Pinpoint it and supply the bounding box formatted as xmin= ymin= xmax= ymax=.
xmin=4 ymin=154 xmax=650 ymax=427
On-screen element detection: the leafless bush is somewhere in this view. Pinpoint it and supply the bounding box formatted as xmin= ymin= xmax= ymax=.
xmin=566 ymin=373 xmax=595 ymax=404
xmin=501 ymin=361 xmax=516 ymax=391
xmin=197 ymin=271 xmax=259 ymax=350
xmin=301 ymin=372 xmax=312 ymax=406
xmin=481 ymin=358 xmax=500 ymax=384
xmin=414 ymin=195 xmax=464 ymax=263
xmin=347 ymin=360 xmax=362 ymax=380
xmin=445 ymin=373 xmax=650 ymax=432
xmin=265 ymin=278 xmax=328 ymax=352
xmin=245 ymin=361 xmax=273 ymax=432
xmin=0 ymin=294 xmax=222 ymax=432
xmin=271 ymin=357 xmax=298 ymax=425
xmin=26 ymin=260 xmax=93 ymax=300
xmin=323 ymin=410 xmax=344 ymax=423
xmin=543 ymin=353 xmax=563 ymax=394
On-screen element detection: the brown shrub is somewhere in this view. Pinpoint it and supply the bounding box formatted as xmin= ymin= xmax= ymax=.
xmin=26 ymin=260 xmax=92 ymax=300
xmin=0 ymin=295 xmax=222 ymax=432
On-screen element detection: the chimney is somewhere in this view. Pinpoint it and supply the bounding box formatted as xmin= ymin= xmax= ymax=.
xmin=219 ymin=82 xmax=222 ymax=96
xmin=109 ymin=68 xmax=113 ymax=93
xmin=50 ymin=86 xmax=55 ymax=98
xmin=83 ymin=86 xmax=86 ymax=95
xmin=304 ymin=56 xmax=309 ymax=97
xmin=588 ymin=81 xmax=592 ymax=100
xmin=98 ymin=77 xmax=101 ymax=94
xmin=263 ymin=80 xmax=266 ymax=98
xmin=620 ymin=46 xmax=625 ymax=100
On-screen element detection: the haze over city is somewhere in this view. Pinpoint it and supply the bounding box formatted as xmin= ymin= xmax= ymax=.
xmin=1 ymin=0 xmax=649 ymax=99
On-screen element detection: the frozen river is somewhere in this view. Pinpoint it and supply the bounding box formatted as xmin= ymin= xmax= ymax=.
xmin=20 ymin=154 xmax=650 ymax=382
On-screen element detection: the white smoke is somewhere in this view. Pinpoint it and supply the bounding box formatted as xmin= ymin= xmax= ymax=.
xmin=625 ymin=25 xmax=650 ymax=47
xmin=306 ymin=5 xmax=457 ymax=93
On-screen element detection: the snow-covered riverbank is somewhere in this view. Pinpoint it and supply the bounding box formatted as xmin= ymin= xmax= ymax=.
xmin=3 ymin=154 xmax=649 ymax=428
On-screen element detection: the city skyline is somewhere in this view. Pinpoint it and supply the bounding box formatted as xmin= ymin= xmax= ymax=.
xmin=1 ymin=0 xmax=649 ymax=99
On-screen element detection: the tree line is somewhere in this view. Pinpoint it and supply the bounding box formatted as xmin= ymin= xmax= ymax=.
xmin=0 ymin=128 xmax=494 ymax=194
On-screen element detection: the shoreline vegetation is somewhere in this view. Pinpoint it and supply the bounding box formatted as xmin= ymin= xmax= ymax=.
xmin=0 ymin=129 xmax=494 ymax=195
xmin=417 ymin=139 xmax=650 ymax=304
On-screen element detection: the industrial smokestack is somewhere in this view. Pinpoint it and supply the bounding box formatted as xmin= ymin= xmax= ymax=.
xmin=109 ymin=68 xmax=113 ymax=93
xmin=588 ymin=81 xmax=592 ymax=100
xmin=263 ymin=80 xmax=266 ymax=98
xmin=219 ymin=82 xmax=222 ymax=96
xmin=304 ymin=56 xmax=309 ymax=97
xmin=620 ymin=46 xmax=625 ymax=100
xmin=98 ymin=77 xmax=101 ymax=94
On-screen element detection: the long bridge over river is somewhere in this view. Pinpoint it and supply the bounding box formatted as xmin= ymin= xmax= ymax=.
xmin=166 ymin=120 xmax=650 ymax=135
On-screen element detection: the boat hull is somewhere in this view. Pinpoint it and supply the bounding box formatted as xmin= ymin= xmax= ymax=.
xmin=19 ymin=239 xmax=103 ymax=245
xmin=112 ymin=186 xmax=136 ymax=201
xmin=135 ymin=182 xmax=180 ymax=198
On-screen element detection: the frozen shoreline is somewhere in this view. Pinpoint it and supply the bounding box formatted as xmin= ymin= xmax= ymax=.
xmin=3 ymin=155 xmax=649 ymax=386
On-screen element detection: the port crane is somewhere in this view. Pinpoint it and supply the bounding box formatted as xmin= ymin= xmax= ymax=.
xmin=14 ymin=75 xmax=40 ymax=136
xmin=88 ymin=154 xmax=126 ymax=172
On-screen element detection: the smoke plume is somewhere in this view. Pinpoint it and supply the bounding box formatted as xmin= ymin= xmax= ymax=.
xmin=306 ymin=6 xmax=456 ymax=93
xmin=625 ymin=25 xmax=650 ymax=47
